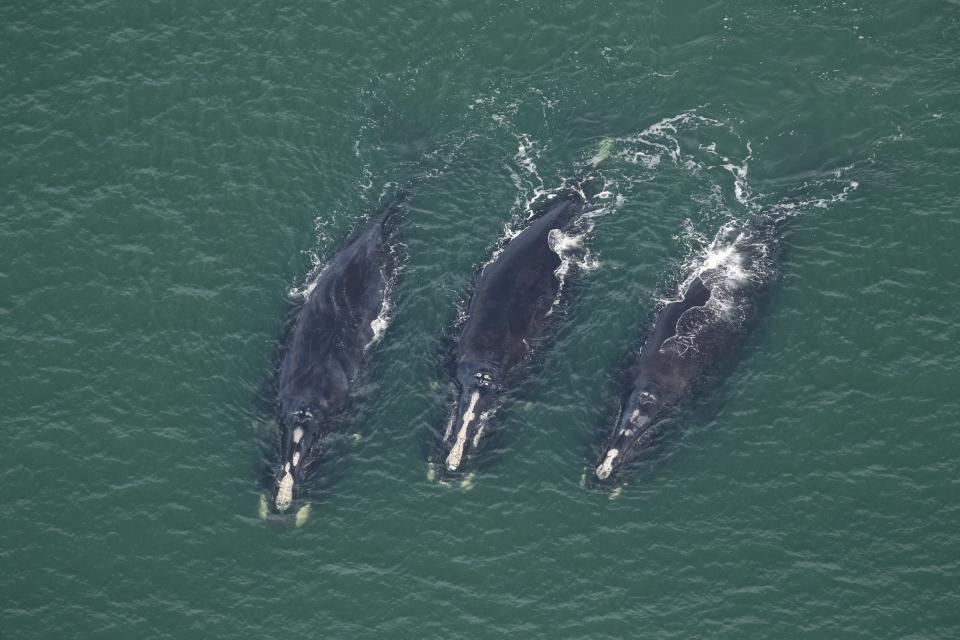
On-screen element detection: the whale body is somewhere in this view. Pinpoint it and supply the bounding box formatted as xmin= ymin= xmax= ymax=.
xmin=595 ymin=221 xmax=780 ymax=481
xmin=272 ymin=195 xmax=404 ymax=511
xmin=441 ymin=190 xmax=585 ymax=472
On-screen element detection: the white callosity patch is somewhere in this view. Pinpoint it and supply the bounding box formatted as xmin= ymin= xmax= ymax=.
xmin=446 ymin=391 xmax=480 ymax=471
xmin=294 ymin=503 xmax=311 ymax=528
xmin=293 ymin=427 xmax=303 ymax=444
xmin=472 ymin=410 xmax=492 ymax=449
xmin=596 ymin=448 xmax=620 ymax=480
xmin=442 ymin=411 xmax=456 ymax=442
xmin=292 ymin=451 xmax=300 ymax=467
xmin=472 ymin=424 xmax=485 ymax=449
xmin=276 ymin=466 xmax=295 ymax=512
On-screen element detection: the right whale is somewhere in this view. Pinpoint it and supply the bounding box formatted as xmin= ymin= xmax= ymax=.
xmin=595 ymin=218 xmax=783 ymax=481
xmin=270 ymin=194 xmax=405 ymax=513
xmin=439 ymin=186 xmax=589 ymax=474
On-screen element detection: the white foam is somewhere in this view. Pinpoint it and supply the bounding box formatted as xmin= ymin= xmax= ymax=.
xmin=506 ymin=132 xmax=552 ymax=221
xmin=661 ymin=222 xmax=774 ymax=356
xmin=614 ymin=111 xmax=757 ymax=211
xmin=365 ymin=273 xmax=393 ymax=351
xmin=811 ymin=180 xmax=859 ymax=209
xmin=289 ymin=262 xmax=330 ymax=301
xmin=515 ymin=134 xmax=540 ymax=175
xmin=608 ymin=112 xmax=864 ymax=358
xmin=695 ymin=232 xmax=751 ymax=287
xmin=482 ymin=223 xmax=524 ymax=272
xmin=546 ymin=226 xmax=599 ymax=313
xmin=617 ymin=111 xmax=728 ymax=166
xmin=720 ymin=140 xmax=753 ymax=207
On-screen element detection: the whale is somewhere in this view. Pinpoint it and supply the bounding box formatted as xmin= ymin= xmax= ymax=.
xmin=595 ymin=220 xmax=781 ymax=481
xmin=271 ymin=194 xmax=405 ymax=511
xmin=440 ymin=188 xmax=587 ymax=473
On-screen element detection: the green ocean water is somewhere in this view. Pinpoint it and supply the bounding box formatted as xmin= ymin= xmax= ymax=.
xmin=3 ymin=1 xmax=959 ymax=638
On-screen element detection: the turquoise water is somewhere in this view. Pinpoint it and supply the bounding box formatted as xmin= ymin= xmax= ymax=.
xmin=3 ymin=1 xmax=959 ymax=638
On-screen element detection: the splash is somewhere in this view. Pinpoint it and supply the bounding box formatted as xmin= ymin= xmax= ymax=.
xmin=508 ymin=133 xmax=549 ymax=219
xmin=720 ymin=141 xmax=753 ymax=207
xmin=289 ymin=261 xmax=329 ymax=301
xmin=365 ymin=268 xmax=395 ymax=352
xmin=547 ymin=225 xmax=600 ymax=312
xmin=614 ymin=109 xmax=866 ymax=225
xmin=616 ymin=111 xmax=734 ymax=167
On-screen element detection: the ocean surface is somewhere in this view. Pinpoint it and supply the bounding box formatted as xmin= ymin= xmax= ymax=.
xmin=3 ymin=1 xmax=959 ymax=638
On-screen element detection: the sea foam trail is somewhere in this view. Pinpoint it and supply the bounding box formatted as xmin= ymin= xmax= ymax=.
xmin=492 ymin=134 xmax=630 ymax=308
xmin=591 ymin=111 xmax=865 ymax=363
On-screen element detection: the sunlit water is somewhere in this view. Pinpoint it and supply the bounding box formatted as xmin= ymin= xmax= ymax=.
xmin=3 ymin=2 xmax=959 ymax=638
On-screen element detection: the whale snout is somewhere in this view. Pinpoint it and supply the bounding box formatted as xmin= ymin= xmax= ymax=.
xmin=443 ymin=378 xmax=495 ymax=472
xmin=445 ymin=389 xmax=482 ymax=471
xmin=596 ymin=390 xmax=660 ymax=480
xmin=595 ymin=421 xmax=648 ymax=481
xmin=273 ymin=414 xmax=318 ymax=512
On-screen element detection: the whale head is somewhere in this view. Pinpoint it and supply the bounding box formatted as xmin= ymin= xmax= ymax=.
xmin=442 ymin=366 xmax=499 ymax=473
xmin=596 ymin=383 xmax=662 ymax=481
xmin=274 ymin=408 xmax=321 ymax=511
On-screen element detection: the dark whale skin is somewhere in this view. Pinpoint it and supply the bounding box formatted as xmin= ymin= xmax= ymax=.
xmin=595 ymin=223 xmax=780 ymax=481
xmin=272 ymin=195 xmax=404 ymax=510
xmin=441 ymin=191 xmax=585 ymax=473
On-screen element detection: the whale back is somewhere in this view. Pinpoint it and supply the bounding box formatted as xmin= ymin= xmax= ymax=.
xmin=457 ymin=194 xmax=581 ymax=373
xmin=637 ymin=224 xmax=780 ymax=402
xmin=278 ymin=214 xmax=394 ymax=418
